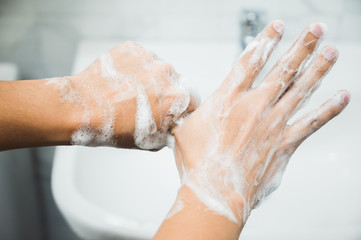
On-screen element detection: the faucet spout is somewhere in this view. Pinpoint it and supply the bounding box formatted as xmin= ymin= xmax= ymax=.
xmin=240 ymin=10 xmax=266 ymax=49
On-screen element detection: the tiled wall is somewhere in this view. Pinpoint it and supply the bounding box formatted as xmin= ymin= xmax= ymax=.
xmin=0 ymin=0 xmax=360 ymax=79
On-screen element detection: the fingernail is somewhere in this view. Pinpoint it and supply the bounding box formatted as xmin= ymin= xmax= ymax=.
xmin=340 ymin=91 xmax=351 ymax=105
xmin=321 ymin=46 xmax=338 ymax=61
xmin=310 ymin=23 xmax=328 ymax=38
xmin=273 ymin=20 xmax=284 ymax=35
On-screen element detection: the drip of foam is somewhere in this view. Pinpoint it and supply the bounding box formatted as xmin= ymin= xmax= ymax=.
xmin=188 ymin=180 xmax=238 ymax=222
xmin=71 ymin=126 xmax=96 ymax=146
xmin=249 ymin=37 xmax=277 ymax=66
xmin=134 ymin=81 xmax=167 ymax=149
xmin=227 ymin=35 xmax=278 ymax=89
xmin=167 ymin=91 xmax=190 ymax=118
xmin=100 ymin=52 xmax=120 ymax=80
xmin=182 ymin=148 xmax=250 ymax=224
xmin=97 ymin=102 xmax=116 ymax=145
xmin=71 ymin=103 xmax=116 ymax=146
xmin=166 ymin=134 xmax=175 ymax=149
xmin=253 ymin=152 xmax=289 ymax=208
xmin=46 ymin=77 xmax=81 ymax=103
xmin=165 ymin=198 xmax=184 ymax=219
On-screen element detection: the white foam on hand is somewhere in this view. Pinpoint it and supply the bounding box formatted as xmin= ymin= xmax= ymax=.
xmin=48 ymin=42 xmax=194 ymax=149
xmin=169 ymin=22 xmax=341 ymax=227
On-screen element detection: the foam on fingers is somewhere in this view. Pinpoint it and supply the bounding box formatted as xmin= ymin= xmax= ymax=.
xmin=259 ymin=22 xmax=327 ymax=102
xmin=283 ymin=90 xmax=350 ymax=148
xmin=280 ymin=45 xmax=340 ymax=120
xmin=310 ymin=22 xmax=328 ymax=39
xmin=226 ymin=21 xmax=283 ymax=90
xmin=308 ymin=90 xmax=350 ymax=126
xmin=321 ymin=45 xmax=338 ymax=61
xmin=170 ymin=22 xmax=349 ymax=228
xmin=272 ymin=20 xmax=284 ymax=35
xmin=133 ymin=81 xmax=166 ymax=149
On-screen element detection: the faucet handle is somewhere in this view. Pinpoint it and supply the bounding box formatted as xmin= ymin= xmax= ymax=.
xmin=240 ymin=10 xmax=266 ymax=49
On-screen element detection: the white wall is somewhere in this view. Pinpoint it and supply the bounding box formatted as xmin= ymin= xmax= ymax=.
xmin=0 ymin=0 xmax=360 ymax=79
xmin=1 ymin=0 xmax=360 ymax=42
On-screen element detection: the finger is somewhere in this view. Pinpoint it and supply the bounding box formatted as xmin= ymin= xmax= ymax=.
xmin=258 ymin=23 xmax=327 ymax=104
xmin=223 ymin=20 xmax=284 ymax=92
xmin=275 ymin=45 xmax=338 ymax=117
xmin=280 ymin=90 xmax=350 ymax=149
xmin=184 ymin=93 xmax=199 ymax=114
xmin=162 ymin=89 xmax=199 ymax=130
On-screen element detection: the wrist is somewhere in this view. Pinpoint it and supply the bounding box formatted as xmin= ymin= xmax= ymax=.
xmin=60 ymin=73 xmax=137 ymax=147
xmin=173 ymin=143 xmax=252 ymax=225
xmin=55 ymin=74 xmax=117 ymax=146
xmin=175 ymin=175 xmax=251 ymax=225
xmin=0 ymin=78 xmax=83 ymax=150
xmin=42 ymin=76 xmax=84 ymax=145
xmin=156 ymin=184 xmax=243 ymax=240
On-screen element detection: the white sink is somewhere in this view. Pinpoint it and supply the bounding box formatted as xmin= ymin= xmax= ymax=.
xmin=52 ymin=41 xmax=361 ymax=240
xmin=0 ymin=62 xmax=18 ymax=80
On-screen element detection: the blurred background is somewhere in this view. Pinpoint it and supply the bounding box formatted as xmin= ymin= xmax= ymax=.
xmin=0 ymin=0 xmax=360 ymax=239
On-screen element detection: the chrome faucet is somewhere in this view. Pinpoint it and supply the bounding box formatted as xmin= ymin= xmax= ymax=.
xmin=240 ymin=10 xmax=266 ymax=49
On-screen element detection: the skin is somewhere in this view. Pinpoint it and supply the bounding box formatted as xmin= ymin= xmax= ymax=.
xmin=0 ymin=41 xmax=197 ymax=151
xmin=154 ymin=21 xmax=350 ymax=239
xmin=0 ymin=21 xmax=350 ymax=239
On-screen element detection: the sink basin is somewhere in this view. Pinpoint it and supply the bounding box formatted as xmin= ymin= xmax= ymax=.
xmin=52 ymin=146 xmax=177 ymax=239
xmin=52 ymin=41 xmax=361 ymax=240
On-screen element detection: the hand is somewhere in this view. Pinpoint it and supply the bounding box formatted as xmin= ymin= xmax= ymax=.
xmin=170 ymin=21 xmax=350 ymax=225
xmin=47 ymin=41 xmax=197 ymax=149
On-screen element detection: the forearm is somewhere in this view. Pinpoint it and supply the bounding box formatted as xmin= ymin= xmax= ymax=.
xmin=154 ymin=185 xmax=244 ymax=240
xmin=0 ymin=78 xmax=80 ymax=150
xmin=0 ymin=42 xmax=196 ymax=151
